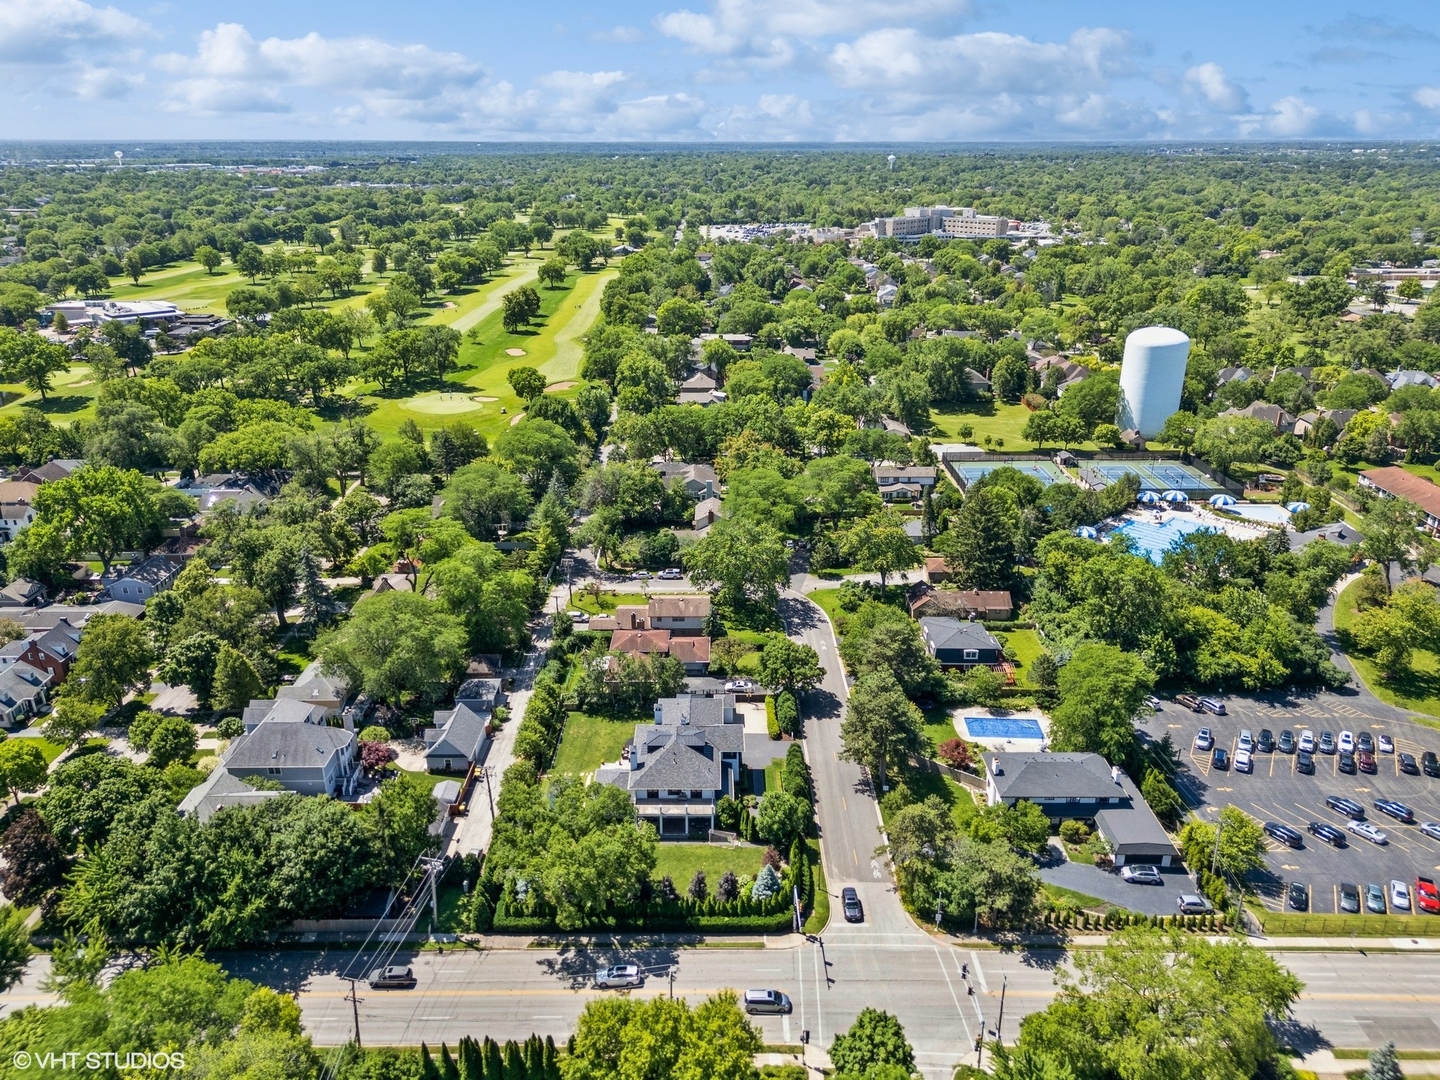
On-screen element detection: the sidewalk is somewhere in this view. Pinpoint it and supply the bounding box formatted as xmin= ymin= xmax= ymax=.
xmin=1297 ymin=1049 xmax=1440 ymax=1078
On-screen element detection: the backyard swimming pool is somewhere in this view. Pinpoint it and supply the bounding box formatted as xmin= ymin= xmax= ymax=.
xmin=1112 ymin=516 xmax=1218 ymax=563
xmin=964 ymin=716 xmax=1046 ymax=740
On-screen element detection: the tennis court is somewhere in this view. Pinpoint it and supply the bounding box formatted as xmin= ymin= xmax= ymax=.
xmin=1087 ymin=459 xmax=1219 ymax=494
xmin=951 ymin=460 xmax=1067 ymax=489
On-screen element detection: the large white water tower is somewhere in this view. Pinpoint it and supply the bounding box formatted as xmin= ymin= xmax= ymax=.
xmin=1117 ymin=326 xmax=1190 ymax=438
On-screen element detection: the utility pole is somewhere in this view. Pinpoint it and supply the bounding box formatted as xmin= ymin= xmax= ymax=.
xmin=994 ymin=975 xmax=1008 ymax=1055
xmin=344 ymin=978 xmax=362 ymax=1047
xmin=420 ymin=857 xmax=445 ymax=930
xmin=481 ymin=765 xmax=495 ymax=818
xmin=668 ymin=966 xmax=676 ymax=999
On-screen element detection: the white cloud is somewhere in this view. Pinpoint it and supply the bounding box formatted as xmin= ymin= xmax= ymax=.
xmin=1414 ymin=86 xmax=1440 ymax=110
xmin=655 ymin=0 xmax=970 ymax=61
xmin=1262 ymin=95 xmax=1322 ymax=136
xmin=711 ymin=93 xmax=817 ymax=139
xmin=829 ymin=27 xmax=1134 ymax=94
xmin=74 ymin=63 xmax=143 ymax=100
xmin=155 ymin=22 xmax=483 ymax=117
xmin=591 ymin=25 xmax=644 ymax=44
xmin=1182 ymin=62 xmax=1249 ymax=114
xmin=0 ymin=0 xmax=146 ymax=64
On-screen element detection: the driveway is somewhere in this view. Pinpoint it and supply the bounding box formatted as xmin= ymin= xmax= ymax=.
xmin=1039 ymin=842 xmax=1196 ymax=916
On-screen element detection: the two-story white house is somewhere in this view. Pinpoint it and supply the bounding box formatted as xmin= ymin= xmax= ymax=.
xmin=646 ymin=595 xmax=711 ymax=634
xmin=872 ymin=464 xmax=937 ymax=503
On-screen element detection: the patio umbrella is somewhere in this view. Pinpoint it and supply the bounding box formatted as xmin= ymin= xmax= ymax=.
xmin=1074 ymin=525 xmax=1098 ymax=539
xmin=1137 ymin=490 xmax=1162 ymax=505
xmin=1208 ymin=493 xmax=1237 ymax=507
xmin=1286 ymin=501 xmax=1311 ymax=513
xmin=1161 ymin=489 xmax=1189 ymax=502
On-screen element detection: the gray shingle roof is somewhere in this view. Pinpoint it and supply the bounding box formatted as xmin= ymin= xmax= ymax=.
xmin=177 ymin=769 xmax=283 ymax=822
xmin=989 ymin=752 xmax=1121 ymax=802
xmin=919 ymin=617 xmax=1001 ymax=653
xmin=628 ymin=732 xmax=722 ymax=791
xmin=226 ymin=721 xmax=354 ymax=769
xmin=425 ymin=703 xmax=489 ymax=761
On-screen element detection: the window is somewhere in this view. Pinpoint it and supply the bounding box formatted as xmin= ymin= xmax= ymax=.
xmin=646 ymin=790 xmax=659 ymax=800
xmin=267 ymin=767 xmax=282 ymax=775
xmin=690 ymin=789 xmax=702 ymax=799
xmin=963 ymin=649 xmax=979 ymax=660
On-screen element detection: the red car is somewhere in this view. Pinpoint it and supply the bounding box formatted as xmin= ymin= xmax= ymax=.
xmin=1357 ymin=749 xmax=1377 ymax=774
xmin=1416 ymin=877 xmax=1440 ymax=915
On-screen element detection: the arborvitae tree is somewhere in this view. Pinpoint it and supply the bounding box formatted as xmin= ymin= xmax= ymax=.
xmin=483 ymin=1037 xmax=504 ymax=1080
xmin=523 ymin=1035 xmax=541 ymax=1077
xmin=502 ymin=1041 xmax=526 ymax=1080
xmin=440 ymin=1043 xmax=460 ymax=1080
xmin=459 ymin=1036 xmax=485 ymax=1080
xmin=542 ymin=1036 xmax=559 ymax=1080
xmin=420 ymin=1044 xmax=441 ymax=1080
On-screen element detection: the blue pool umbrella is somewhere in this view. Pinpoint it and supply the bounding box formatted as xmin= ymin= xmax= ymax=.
xmin=1161 ymin=489 xmax=1189 ymax=502
xmin=1074 ymin=525 xmax=1098 ymax=539
xmin=1137 ymin=490 xmax=1162 ymax=504
xmin=1209 ymin=493 xmax=1237 ymax=507
xmin=1286 ymin=501 xmax=1311 ymax=513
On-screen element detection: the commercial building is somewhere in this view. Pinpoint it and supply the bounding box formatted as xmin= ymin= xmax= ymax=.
xmin=872 ymin=206 xmax=1013 ymax=240
xmin=1117 ymin=326 xmax=1190 ymax=439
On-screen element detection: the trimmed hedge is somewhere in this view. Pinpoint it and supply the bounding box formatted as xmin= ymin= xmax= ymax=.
xmin=775 ymin=691 xmax=799 ymax=737
xmin=765 ymin=696 xmax=781 ymax=740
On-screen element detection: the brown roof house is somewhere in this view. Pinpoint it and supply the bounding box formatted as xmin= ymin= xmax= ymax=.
xmin=908 ymin=586 xmax=1013 ymax=621
xmin=648 ymin=595 xmax=711 ymax=634
xmin=1359 ymin=466 xmax=1440 ymax=533
xmin=609 ymin=629 xmax=711 ymax=674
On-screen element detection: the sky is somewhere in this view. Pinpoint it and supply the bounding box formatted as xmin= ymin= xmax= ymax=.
xmin=6 ymin=0 xmax=1440 ymax=142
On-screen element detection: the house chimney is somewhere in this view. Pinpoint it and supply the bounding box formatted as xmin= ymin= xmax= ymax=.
xmin=990 ymin=757 xmax=1002 ymax=776
xmin=1111 ymin=765 xmax=1123 ymax=785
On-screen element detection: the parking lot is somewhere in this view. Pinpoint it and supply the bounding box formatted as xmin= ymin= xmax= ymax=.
xmin=1151 ymin=692 xmax=1440 ymax=915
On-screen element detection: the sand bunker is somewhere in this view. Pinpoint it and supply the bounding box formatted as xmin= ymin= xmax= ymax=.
xmin=400 ymin=391 xmax=489 ymax=415
xmin=509 ymin=412 xmax=526 ymax=426
xmin=545 ymin=381 xmax=577 ymax=392
xmin=505 ymin=348 xmax=527 ymax=356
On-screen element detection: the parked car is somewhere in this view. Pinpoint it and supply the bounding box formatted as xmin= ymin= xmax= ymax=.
xmin=1416 ymin=877 xmax=1440 ymax=914
xmin=1121 ymin=864 xmax=1163 ymax=885
xmin=1145 ymin=695 xmax=1162 ymax=710
xmin=1175 ymin=693 xmax=1203 ymax=711
xmin=842 ymin=887 xmax=864 ymax=923
xmin=1338 ymin=882 xmax=1361 ymax=914
xmin=1338 ymin=751 xmax=1357 ymax=774
xmin=1308 ymin=821 xmax=1347 ymax=847
xmin=1298 ymin=729 xmax=1315 ymax=753
xmin=594 ymin=965 xmax=644 ymax=989
xmin=1339 ymin=730 xmax=1355 ymax=754
xmin=1364 ymin=882 xmax=1387 ymax=914
xmin=1400 ymin=753 xmax=1420 ymax=775
xmin=1212 ymin=747 xmax=1229 ymax=771
xmin=1374 ymin=799 xmax=1416 ymax=823
xmin=1420 ymin=822 xmax=1440 ymax=842
xmin=723 ymin=679 xmax=755 ymax=693
xmin=1318 ymin=731 xmax=1336 ymax=755
xmin=629 ymin=570 xmax=652 ymax=580
xmin=1199 ymin=697 xmax=1226 ymax=715
xmin=1326 ymin=795 xmax=1365 ymax=819
xmin=1296 ymin=750 xmax=1315 ymax=775
xmin=1257 ymin=729 xmax=1275 ymax=753
xmin=1235 ymin=749 xmax=1253 ymax=773
xmin=1423 ymin=751 xmax=1440 ymax=778
xmin=743 ymin=989 xmax=792 ymax=1015
xmin=658 ymin=567 xmax=683 ymax=580
xmin=1263 ymin=822 xmax=1303 ymax=849
xmin=1177 ymin=894 xmax=1214 ymax=915
xmin=1379 ymin=733 xmax=1395 ymax=754
xmin=568 ymin=610 xmax=589 ymax=623
xmin=368 ymin=966 xmax=417 ymax=990
xmin=1237 ymin=729 xmax=1254 ymax=753
xmin=1348 ymin=820 xmax=1389 ymax=845
xmin=1278 ymin=730 xmax=1296 ymax=754
xmin=1357 ymin=732 xmax=1374 ymax=753
xmin=1287 ymin=881 xmax=1308 ymax=911
xmin=1193 ymin=728 xmax=1214 ymax=752
xmin=1357 ymin=749 xmax=1377 ymax=774
xmin=1390 ymin=879 xmax=1412 ymax=912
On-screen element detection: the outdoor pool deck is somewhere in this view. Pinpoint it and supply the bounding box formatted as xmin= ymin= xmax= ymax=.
xmin=953 ymin=709 xmax=1049 ymax=752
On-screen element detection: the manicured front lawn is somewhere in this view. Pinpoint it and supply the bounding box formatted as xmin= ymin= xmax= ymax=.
xmin=570 ymin=591 xmax=649 ymax=615
xmin=551 ymin=711 xmax=637 ymax=775
xmin=1333 ymin=578 xmax=1440 ymax=723
xmin=929 ymin=401 xmax=1099 ymax=453
xmin=397 ymin=769 xmax=455 ymax=794
xmin=652 ymin=842 xmax=767 ymax=885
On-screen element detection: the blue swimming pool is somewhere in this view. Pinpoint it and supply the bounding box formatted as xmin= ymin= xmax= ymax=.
xmin=1113 ymin=517 xmax=1218 ymax=564
xmin=964 ymin=716 xmax=1045 ymax=740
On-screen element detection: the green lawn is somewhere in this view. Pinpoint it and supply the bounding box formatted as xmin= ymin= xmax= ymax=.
xmin=998 ymin=628 xmax=1045 ymax=687
xmin=807 ymin=588 xmax=848 ymax=636
xmin=1333 ymin=578 xmax=1440 ymax=723
xmin=805 ymin=846 xmax=830 ymax=934
xmin=652 ymin=842 xmax=767 ymax=885
xmin=397 ymin=769 xmax=454 ymax=794
xmin=920 ymin=707 xmax=959 ymax=755
xmin=570 ymin=591 xmax=650 ymax=615
xmin=764 ymin=760 xmax=783 ymax=795
xmin=551 ymin=711 xmax=637 ymax=775
xmin=929 ymin=400 xmax=1104 ymax=454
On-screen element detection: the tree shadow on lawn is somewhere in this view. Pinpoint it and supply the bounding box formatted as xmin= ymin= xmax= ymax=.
xmin=934 ymin=400 xmax=998 ymax=421
xmin=31 ymin=394 xmax=93 ymax=415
